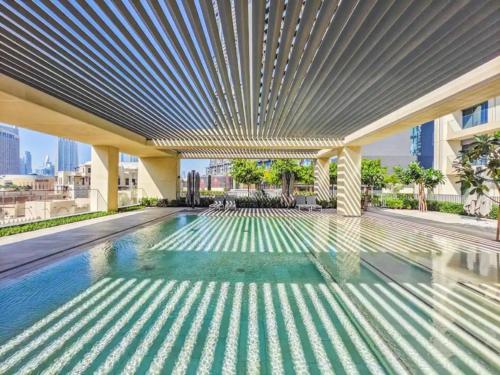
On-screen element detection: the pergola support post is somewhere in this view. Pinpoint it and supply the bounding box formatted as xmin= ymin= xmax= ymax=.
xmin=337 ymin=146 xmax=362 ymax=217
xmin=314 ymin=157 xmax=331 ymax=201
xmin=90 ymin=145 xmax=119 ymax=212
xmin=138 ymin=156 xmax=180 ymax=201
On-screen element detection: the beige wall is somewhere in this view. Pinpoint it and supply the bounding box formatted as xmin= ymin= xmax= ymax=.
xmin=138 ymin=157 xmax=179 ymax=201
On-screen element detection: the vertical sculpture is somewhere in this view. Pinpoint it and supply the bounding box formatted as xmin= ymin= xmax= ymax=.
xmin=194 ymin=172 xmax=201 ymax=206
xmin=186 ymin=171 xmax=193 ymax=207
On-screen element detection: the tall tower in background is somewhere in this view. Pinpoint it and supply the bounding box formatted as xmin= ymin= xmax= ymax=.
xmin=20 ymin=150 xmax=32 ymax=174
xmin=0 ymin=124 xmax=20 ymax=174
xmin=57 ymin=138 xmax=79 ymax=171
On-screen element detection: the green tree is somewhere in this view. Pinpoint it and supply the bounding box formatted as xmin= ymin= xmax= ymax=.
xmin=296 ymin=164 xmax=314 ymax=185
xmin=395 ymin=162 xmax=444 ymax=211
xmin=265 ymin=159 xmax=299 ymax=186
xmin=329 ymin=162 xmax=337 ymax=185
xmin=230 ymin=159 xmax=264 ymax=196
xmin=384 ymin=173 xmax=402 ymax=193
xmin=453 ymin=132 xmax=500 ymax=240
xmin=361 ymin=159 xmax=387 ymax=198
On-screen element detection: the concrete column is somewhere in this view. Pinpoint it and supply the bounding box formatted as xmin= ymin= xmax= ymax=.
xmin=90 ymin=145 xmax=119 ymax=211
xmin=314 ymin=157 xmax=330 ymax=201
xmin=337 ymin=146 xmax=362 ymax=217
xmin=138 ymin=156 xmax=179 ymax=200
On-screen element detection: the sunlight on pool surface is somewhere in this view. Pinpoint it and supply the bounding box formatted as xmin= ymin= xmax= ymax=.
xmin=0 ymin=210 xmax=498 ymax=374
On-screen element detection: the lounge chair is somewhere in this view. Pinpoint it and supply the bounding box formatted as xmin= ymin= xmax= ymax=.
xmin=209 ymin=196 xmax=224 ymax=210
xmin=295 ymin=195 xmax=309 ymax=211
xmin=306 ymin=195 xmax=322 ymax=212
xmin=225 ymin=196 xmax=237 ymax=210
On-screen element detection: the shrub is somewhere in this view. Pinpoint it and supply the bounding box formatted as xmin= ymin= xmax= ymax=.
xmin=156 ymin=198 xmax=169 ymax=207
xmin=488 ymin=205 xmax=498 ymax=219
xmin=398 ymin=194 xmax=418 ymax=209
xmin=200 ymin=190 xmax=225 ymax=196
xmin=140 ymin=197 xmax=159 ymax=207
xmin=427 ymin=200 xmax=466 ymax=215
xmin=235 ymin=197 xmax=284 ymax=208
xmin=0 ymin=211 xmax=112 ymax=237
xmin=384 ymin=197 xmax=405 ymax=209
xmin=316 ymin=198 xmax=337 ymax=209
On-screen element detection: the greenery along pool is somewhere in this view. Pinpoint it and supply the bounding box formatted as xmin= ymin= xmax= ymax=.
xmin=0 ymin=211 xmax=498 ymax=374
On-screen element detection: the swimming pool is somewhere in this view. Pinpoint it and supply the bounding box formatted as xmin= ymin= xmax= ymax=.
xmin=0 ymin=209 xmax=498 ymax=374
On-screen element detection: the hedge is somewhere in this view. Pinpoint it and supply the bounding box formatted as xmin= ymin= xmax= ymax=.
xmin=372 ymin=193 xmax=500 ymax=218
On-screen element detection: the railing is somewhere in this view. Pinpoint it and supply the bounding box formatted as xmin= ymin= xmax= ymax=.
xmin=372 ymin=192 xmax=499 ymax=207
xmin=118 ymin=187 xmax=145 ymax=208
xmin=0 ymin=188 xmax=106 ymax=228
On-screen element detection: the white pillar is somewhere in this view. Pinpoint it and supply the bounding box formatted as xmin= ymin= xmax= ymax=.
xmin=138 ymin=156 xmax=179 ymax=200
xmin=90 ymin=145 xmax=119 ymax=211
xmin=314 ymin=157 xmax=330 ymax=201
xmin=337 ymin=146 xmax=362 ymax=217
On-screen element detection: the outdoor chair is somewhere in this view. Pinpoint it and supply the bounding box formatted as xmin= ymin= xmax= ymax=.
xmin=306 ymin=196 xmax=322 ymax=212
xmin=209 ymin=196 xmax=224 ymax=210
xmin=225 ymin=196 xmax=237 ymax=210
xmin=295 ymin=195 xmax=309 ymax=211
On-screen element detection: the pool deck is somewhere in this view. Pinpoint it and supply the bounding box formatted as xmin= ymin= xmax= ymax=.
xmin=0 ymin=207 xmax=185 ymax=280
xmin=369 ymin=207 xmax=497 ymax=241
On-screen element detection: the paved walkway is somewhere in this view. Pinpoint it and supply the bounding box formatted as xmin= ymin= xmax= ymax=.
xmin=0 ymin=207 xmax=184 ymax=280
xmin=369 ymin=207 xmax=497 ymax=241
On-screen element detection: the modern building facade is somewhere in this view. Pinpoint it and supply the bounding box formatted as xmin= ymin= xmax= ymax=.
xmin=0 ymin=124 xmax=20 ymax=175
xmin=434 ymin=96 xmax=499 ymax=195
xmin=410 ymin=121 xmax=435 ymax=169
xmin=57 ymin=138 xmax=79 ymax=172
xmin=205 ymin=159 xmax=232 ymax=176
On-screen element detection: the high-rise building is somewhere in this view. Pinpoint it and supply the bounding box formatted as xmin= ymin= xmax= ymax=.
xmin=0 ymin=124 xmax=20 ymax=175
xmin=36 ymin=155 xmax=55 ymax=176
xmin=20 ymin=150 xmax=32 ymax=174
xmin=410 ymin=121 xmax=434 ymax=168
xmin=57 ymin=138 xmax=79 ymax=171
xmin=119 ymin=153 xmax=138 ymax=163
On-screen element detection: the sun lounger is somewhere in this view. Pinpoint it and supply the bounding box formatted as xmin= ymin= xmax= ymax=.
xmin=209 ymin=196 xmax=224 ymax=210
xmin=295 ymin=195 xmax=309 ymax=211
xmin=225 ymin=196 xmax=237 ymax=210
xmin=306 ymin=196 xmax=322 ymax=212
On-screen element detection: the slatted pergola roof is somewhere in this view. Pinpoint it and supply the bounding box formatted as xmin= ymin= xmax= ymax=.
xmin=1 ymin=0 xmax=499 ymax=157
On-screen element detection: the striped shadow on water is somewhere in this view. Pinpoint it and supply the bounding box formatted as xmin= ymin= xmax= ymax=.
xmin=2 ymin=276 xmax=498 ymax=374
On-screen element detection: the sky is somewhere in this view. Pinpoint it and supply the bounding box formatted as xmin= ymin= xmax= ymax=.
xmin=16 ymin=126 xmax=209 ymax=174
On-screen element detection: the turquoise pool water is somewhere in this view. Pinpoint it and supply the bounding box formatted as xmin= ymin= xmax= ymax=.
xmin=0 ymin=211 xmax=498 ymax=374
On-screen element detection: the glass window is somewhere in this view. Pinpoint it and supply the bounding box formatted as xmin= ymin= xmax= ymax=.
xmin=125 ymin=178 xmax=129 ymax=186
xmin=462 ymin=101 xmax=488 ymax=128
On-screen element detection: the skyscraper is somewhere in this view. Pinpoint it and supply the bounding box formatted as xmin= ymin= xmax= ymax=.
xmin=20 ymin=150 xmax=32 ymax=174
xmin=57 ymin=138 xmax=79 ymax=171
xmin=36 ymin=155 xmax=55 ymax=176
xmin=0 ymin=124 xmax=20 ymax=175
